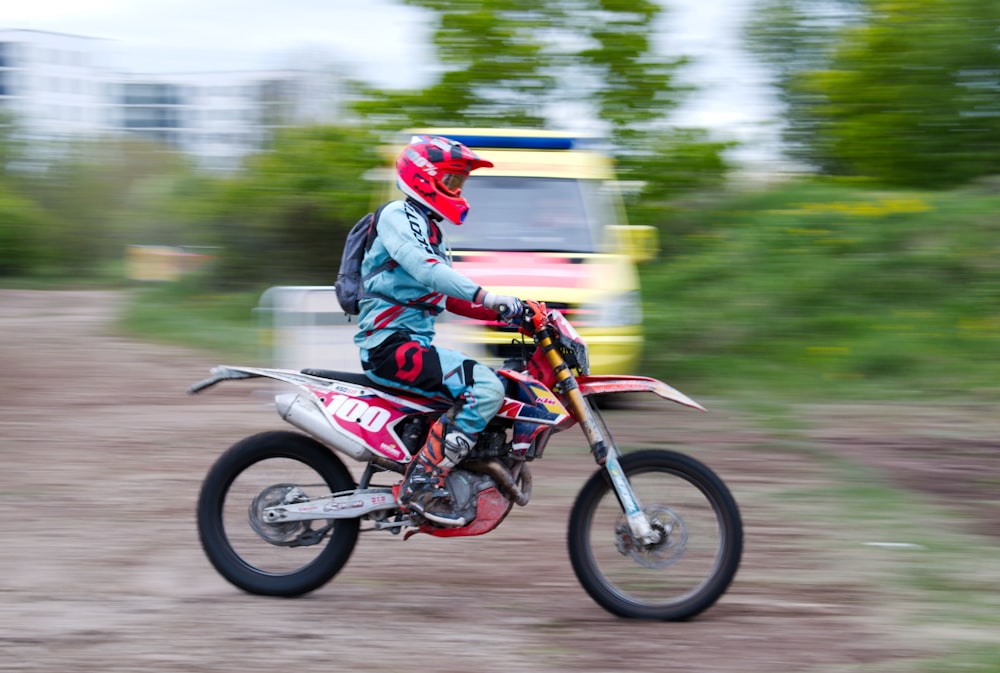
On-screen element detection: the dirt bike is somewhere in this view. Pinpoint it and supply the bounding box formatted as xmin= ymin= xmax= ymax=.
xmin=189 ymin=300 xmax=742 ymax=620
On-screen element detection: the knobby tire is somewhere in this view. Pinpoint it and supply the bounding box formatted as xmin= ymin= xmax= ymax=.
xmin=197 ymin=431 xmax=360 ymax=597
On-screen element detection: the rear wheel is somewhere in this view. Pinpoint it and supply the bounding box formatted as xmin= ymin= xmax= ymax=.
xmin=197 ymin=431 xmax=360 ymax=597
xmin=568 ymin=449 xmax=742 ymax=620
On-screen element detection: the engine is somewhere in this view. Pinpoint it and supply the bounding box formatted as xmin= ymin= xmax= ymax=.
xmin=446 ymin=469 xmax=505 ymax=523
xmin=417 ymin=468 xmax=514 ymax=537
xmin=396 ymin=417 xmax=530 ymax=536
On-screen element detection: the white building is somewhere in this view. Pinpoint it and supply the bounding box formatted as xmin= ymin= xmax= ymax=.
xmin=106 ymin=68 xmax=345 ymax=170
xmin=0 ymin=29 xmax=113 ymax=142
xmin=0 ymin=29 xmax=347 ymax=170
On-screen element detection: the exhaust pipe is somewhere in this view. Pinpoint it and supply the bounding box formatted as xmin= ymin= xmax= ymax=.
xmin=274 ymin=393 xmax=372 ymax=461
xmin=465 ymin=460 xmax=532 ymax=506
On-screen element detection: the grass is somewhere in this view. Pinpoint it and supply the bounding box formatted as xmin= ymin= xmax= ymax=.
xmin=116 ymin=276 xmax=263 ymax=363
xmin=639 ymin=179 xmax=1000 ymax=402
xmin=737 ymin=410 xmax=1000 ymax=671
xmin=921 ymin=644 xmax=1000 ymax=672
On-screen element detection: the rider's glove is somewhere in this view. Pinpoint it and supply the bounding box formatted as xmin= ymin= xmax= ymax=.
xmin=497 ymin=297 xmax=523 ymax=324
xmin=478 ymin=291 xmax=523 ymax=324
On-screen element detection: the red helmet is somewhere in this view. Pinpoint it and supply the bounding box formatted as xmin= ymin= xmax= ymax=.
xmin=396 ymin=135 xmax=493 ymax=224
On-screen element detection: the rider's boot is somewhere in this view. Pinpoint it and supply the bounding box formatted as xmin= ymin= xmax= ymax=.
xmin=398 ymin=417 xmax=476 ymax=527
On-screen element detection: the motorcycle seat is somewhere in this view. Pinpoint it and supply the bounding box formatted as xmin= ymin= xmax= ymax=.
xmin=300 ymin=368 xmax=419 ymax=397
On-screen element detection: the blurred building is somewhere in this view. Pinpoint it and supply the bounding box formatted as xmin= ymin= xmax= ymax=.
xmin=106 ymin=69 xmax=345 ymax=170
xmin=0 ymin=30 xmax=112 ymax=145
xmin=0 ymin=28 xmax=346 ymax=170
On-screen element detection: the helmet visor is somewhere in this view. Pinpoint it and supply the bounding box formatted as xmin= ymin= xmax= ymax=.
xmin=440 ymin=172 xmax=468 ymax=196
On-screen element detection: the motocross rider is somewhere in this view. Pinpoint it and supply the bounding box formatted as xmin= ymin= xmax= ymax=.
xmin=355 ymin=134 xmax=524 ymax=527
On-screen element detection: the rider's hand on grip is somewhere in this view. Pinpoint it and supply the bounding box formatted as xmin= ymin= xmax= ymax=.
xmin=496 ymin=297 xmax=524 ymax=325
xmin=477 ymin=290 xmax=523 ymax=324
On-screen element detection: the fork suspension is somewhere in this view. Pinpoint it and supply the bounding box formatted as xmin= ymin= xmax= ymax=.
xmin=535 ymin=329 xmax=658 ymax=544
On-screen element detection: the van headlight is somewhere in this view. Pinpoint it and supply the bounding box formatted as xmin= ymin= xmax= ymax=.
xmin=582 ymin=290 xmax=642 ymax=327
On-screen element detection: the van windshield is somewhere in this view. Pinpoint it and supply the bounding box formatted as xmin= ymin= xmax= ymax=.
xmin=451 ymin=176 xmax=598 ymax=253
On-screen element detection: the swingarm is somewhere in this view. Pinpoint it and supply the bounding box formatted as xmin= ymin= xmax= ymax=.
xmin=260 ymin=488 xmax=397 ymax=523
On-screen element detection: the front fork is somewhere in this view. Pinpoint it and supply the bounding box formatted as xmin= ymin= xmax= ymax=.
xmin=535 ymin=330 xmax=660 ymax=546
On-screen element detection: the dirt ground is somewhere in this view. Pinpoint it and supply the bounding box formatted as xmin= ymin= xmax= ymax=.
xmin=2 ymin=289 xmax=998 ymax=673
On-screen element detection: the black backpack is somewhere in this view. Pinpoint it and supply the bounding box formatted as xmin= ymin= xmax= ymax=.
xmin=334 ymin=203 xmax=391 ymax=315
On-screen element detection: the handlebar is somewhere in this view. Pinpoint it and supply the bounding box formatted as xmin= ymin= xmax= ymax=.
xmin=493 ymin=299 xmax=549 ymax=333
xmin=519 ymin=299 xmax=548 ymax=334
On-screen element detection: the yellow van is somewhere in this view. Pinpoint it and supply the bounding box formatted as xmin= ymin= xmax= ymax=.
xmin=384 ymin=128 xmax=656 ymax=375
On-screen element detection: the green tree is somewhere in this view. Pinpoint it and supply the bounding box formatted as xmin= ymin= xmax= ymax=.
xmin=0 ymin=186 xmax=51 ymax=277
xmin=203 ymin=124 xmax=384 ymax=286
xmin=0 ymin=111 xmax=53 ymax=276
xmin=570 ymin=1 xmax=685 ymax=145
xmin=623 ymin=128 xmax=734 ymax=241
xmin=354 ymin=0 xmax=557 ymax=127
xmin=354 ymin=0 xmax=731 ymax=235
xmin=748 ymin=0 xmax=1000 ymax=186
xmin=22 ymin=137 xmax=192 ymax=276
xmin=358 ymin=0 xmax=690 ymax=136
xmin=812 ymin=0 xmax=1000 ymax=186
xmin=745 ymin=0 xmax=862 ymax=168
xmin=568 ymin=1 xmax=732 ymax=209
xmin=0 ymin=109 xmax=24 ymax=177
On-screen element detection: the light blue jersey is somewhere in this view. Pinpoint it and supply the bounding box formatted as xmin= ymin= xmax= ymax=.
xmin=353 ymin=199 xmax=503 ymax=436
xmin=354 ymin=199 xmax=481 ymax=352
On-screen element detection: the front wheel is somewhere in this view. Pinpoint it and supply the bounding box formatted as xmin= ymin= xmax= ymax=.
xmin=568 ymin=449 xmax=742 ymax=620
xmin=197 ymin=431 xmax=361 ymax=597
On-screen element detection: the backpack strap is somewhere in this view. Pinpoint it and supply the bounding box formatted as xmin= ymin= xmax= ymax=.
xmin=361 ymin=202 xmax=396 ymax=280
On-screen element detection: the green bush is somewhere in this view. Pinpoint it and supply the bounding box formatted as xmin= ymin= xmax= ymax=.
xmin=0 ymin=188 xmax=52 ymax=277
xmin=640 ymin=179 xmax=1000 ymax=399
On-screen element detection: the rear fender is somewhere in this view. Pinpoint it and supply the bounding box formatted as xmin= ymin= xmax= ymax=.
xmin=188 ymin=365 xmax=439 ymax=462
xmin=577 ymin=375 xmax=706 ymax=412
xmin=188 ymin=365 xmax=334 ymax=394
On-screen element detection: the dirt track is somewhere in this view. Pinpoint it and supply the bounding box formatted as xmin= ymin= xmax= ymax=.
xmin=2 ymin=289 xmax=998 ymax=672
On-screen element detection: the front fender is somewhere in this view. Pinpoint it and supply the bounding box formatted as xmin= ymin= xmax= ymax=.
xmin=577 ymin=375 xmax=706 ymax=412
